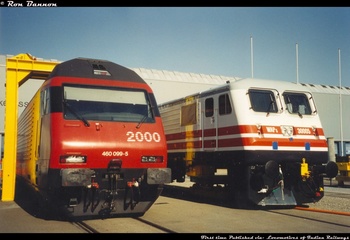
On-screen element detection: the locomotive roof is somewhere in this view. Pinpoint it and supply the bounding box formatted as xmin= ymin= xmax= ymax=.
xmin=48 ymin=57 xmax=146 ymax=83
xmin=158 ymin=78 xmax=318 ymax=107
xmin=229 ymin=78 xmax=307 ymax=91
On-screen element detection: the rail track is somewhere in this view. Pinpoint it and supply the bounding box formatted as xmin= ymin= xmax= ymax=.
xmin=72 ymin=182 xmax=349 ymax=233
xmin=73 ymin=216 xmax=177 ymax=233
xmin=162 ymin=181 xmax=350 ymax=215
xmin=12 ymin=177 xmax=349 ymax=233
xmin=72 ymin=221 xmax=100 ymax=233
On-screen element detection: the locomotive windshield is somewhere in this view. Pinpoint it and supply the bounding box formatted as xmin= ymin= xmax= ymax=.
xmin=248 ymin=89 xmax=278 ymax=114
xmin=63 ymin=85 xmax=155 ymax=123
xmin=283 ymin=92 xmax=312 ymax=116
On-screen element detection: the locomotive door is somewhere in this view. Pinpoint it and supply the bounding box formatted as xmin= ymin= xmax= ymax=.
xmin=202 ymin=96 xmax=218 ymax=150
xmin=202 ymin=92 xmax=234 ymax=151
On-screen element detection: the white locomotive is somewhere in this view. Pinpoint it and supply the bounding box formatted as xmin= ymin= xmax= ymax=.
xmin=159 ymin=78 xmax=338 ymax=207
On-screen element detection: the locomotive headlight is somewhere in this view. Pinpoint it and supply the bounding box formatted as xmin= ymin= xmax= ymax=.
xmin=141 ymin=156 xmax=164 ymax=163
xmin=60 ymin=155 xmax=87 ymax=163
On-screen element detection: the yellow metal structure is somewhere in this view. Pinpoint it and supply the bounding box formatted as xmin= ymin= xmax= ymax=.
xmin=1 ymin=53 xmax=59 ymax=201
xmin=334 ymin=155 xmax=350 ymax=186
xmin=300 ymin=158 xmax=310 ymax=179
xmin=337 ymin=162 xmax=350 ymax=172
xmin=183 ymin=96 xmax=196 ymax=176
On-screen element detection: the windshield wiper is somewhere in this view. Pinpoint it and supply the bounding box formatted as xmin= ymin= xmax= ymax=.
xmin=297 ymin=111 xmax=303 ymax=118
xmin=63 ymin=100 xmax=90 ymax=127
xmin=136 ymin=115 xmax=148 ymax=129
xmin=266 ymin=94 xmax=275 ymax=117
xmin=136 ymin=106 xmax=153 ymax=129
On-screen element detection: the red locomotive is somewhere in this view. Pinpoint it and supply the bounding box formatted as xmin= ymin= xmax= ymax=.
xmin=16 ymin=57 xmax=171 ymax=218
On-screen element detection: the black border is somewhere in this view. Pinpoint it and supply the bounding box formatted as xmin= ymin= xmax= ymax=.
xmin=0 ymin=1 xmax=348 ymax=7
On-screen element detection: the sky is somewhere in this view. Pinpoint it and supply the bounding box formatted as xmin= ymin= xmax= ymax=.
xmin=1 ymin=6 xmax=350 ymax=87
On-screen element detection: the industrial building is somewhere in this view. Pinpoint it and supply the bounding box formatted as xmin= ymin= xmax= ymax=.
xmin=0 ymin=54 xmax=349 ymax=190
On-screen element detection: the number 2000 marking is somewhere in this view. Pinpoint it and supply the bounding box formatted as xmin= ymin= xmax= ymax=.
xmin=126 ymin=131 xmax=161 ymax=142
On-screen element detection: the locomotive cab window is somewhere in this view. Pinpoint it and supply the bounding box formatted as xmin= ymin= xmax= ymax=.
xmin=283 ymin=92 xmax=312 ymax=115
xmin=63 ymin=85 xmax=155 ymax=123
xmin=248 ymin=89 xmax=278 ymax=113
xmin=219 ymin=93 xmax=232 ymax=115
xmin=205 ymin=98 xmax=214 ymax=117
xmin=40 ymin=88 xmax=50 ymax=116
